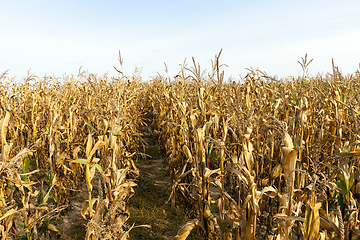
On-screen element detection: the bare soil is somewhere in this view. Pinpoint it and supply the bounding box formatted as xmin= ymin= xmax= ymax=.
xmin=127 ymin=129 xmax=190 ymax=239
xmin=60 ymin=182 xmax=88 ymax=239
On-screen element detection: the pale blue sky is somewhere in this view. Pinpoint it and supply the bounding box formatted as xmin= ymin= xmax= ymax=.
xmin=1 ymin=0 xmax=360 ymax=81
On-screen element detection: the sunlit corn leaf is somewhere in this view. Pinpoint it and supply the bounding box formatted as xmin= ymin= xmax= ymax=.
xmin=304 ymin=201 xmax=321 ymax=240
xmin=47 ymin=223 xmax=61 ymax=234
xmin=87 ymin=140 xmax=106 ymax=163
xmin=283 ymin=149 xmax=297 ymax=184
xmin=204 ymin=167 xmax=220 ymax=180
xmin=174 ymin=219 xmax=200 ymax=240
xmin=283 ymin=132 xmax=293 ymax=149
xmin=257 ymin=186 xmax=277 ymax=199
xmin=271 ymin=164 xmax=282 ymax=181
xmin=86 ymin=133 xmax=93 ymax=159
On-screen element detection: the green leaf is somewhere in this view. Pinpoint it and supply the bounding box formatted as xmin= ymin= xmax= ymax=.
xmin=210 ymin=148 xmax=217 ymax=161
xmin=72 ymin=158 xmax=104 ymax=172
xmin=205 ymin=116 xmax=215 ymax=136
xmin=43 ymin=185 xmax=54 ymax=204
xmin=338 ymin=191 xmax=344 ymax=209
xmin=204 ymin=200 xmax=212 ymax=218
xmin=198 ymin=99 xmax=205 ymax=116
xmin=84 ymin=119 xmax=98 ymax=133
xmin=38 ymin=221 xmax=49 ymax=237
xmin=70 ymin=159 xmax=87 ymax=165
xmin=302 ymin=77 xmax=308 ymax=86
xmin=184 ymin=119 xmax=189 ymax=131
xmin=21 ymin=156 xmax=30 ymax=182
xmin=337 ymin=100 xmax=360 ymax=115
xmin=349 ymin=171 xmax=355 ymax=188
xmin=292 ymin=90 xmax=298 ymax=105
xmin=94 ymin=164 xmax=104 ymax=173
xmin=20 ymin=235 xmax=28 ymax=240
xmin=36 ymin=189 xmax=44 ymax=207
xmin=342 ymin=141 xmax=350 ymax=153
xmin=259 ymin=186 xmax=277 ymax=199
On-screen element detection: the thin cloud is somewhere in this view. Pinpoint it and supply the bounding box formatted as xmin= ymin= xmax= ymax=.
xmin=1 ymin=0 xmax=359 ymax=80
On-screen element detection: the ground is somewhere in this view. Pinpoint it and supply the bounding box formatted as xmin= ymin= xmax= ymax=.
xmin=127 ymin=129 xmax=193 ymax=239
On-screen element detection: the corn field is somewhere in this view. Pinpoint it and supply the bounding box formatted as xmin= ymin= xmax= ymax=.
xmin=0 ymin=70 xmax=146 ymax=239
xmin=1 ymin=53 xmax=360 ymax=239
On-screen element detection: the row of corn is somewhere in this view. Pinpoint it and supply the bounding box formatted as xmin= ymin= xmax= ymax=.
xmin=148 ymin=58 xmax=360 ymax=239
xmin=0 ymin=71 xmax=145 ymax=239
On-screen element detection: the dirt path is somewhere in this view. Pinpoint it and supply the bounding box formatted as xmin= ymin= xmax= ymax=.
xmin=60 ymin=184 xmax=88 ymax=240
xmin=127 ymin=128 xmax=188 ymax=240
